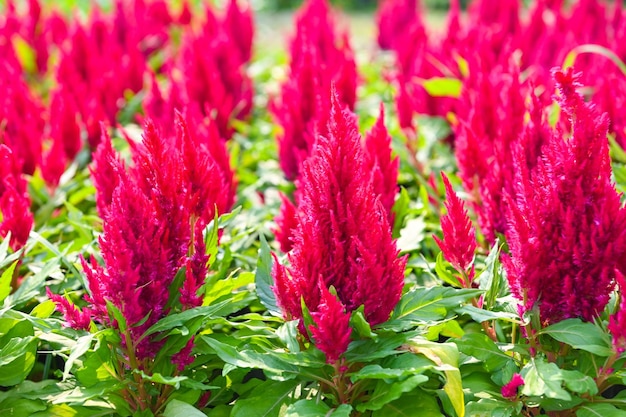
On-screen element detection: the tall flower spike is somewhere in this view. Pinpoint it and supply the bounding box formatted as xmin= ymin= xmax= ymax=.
xmin=0 ymin=145 xmax=33 ymax=251
xmin=272 ymin=89 xmax=406 ymax=359
xmin=433 ymin=173 xmax=476 ymax=283
xmin=364 ymin=104 xmax=399 ymax=224
xmin=503 ymin=68 xmax=626 ymax=324
xmin=309 ymin=283 xmax=352 ymax=364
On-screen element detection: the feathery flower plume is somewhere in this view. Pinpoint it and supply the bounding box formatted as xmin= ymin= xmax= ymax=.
xmin=272 ymin=91 xmax=406 ymax=363
xmin=501 ymin=373 xmax=525 ymax=400
xmin=364 ymin=104 xmax=399 ymax=224
xmin=52 ymin=117 xmax=233 ymax=361
xmin=376 ymin=0 xmax=418 ymax=50
xmin=272 ymin=0 xmax=357 ymax=180
xmin=433 ymin=173 xmax=476 ymax=285
xmin=503 ymin=68 xmax=626 ymax=324
xmin=0 ymin=145 xmax=33 ymax=251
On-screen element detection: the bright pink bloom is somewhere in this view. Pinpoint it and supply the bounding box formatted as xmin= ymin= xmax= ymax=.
xmin=46 ymin=289 xmax=92 ymax=331
xmin=309 ymin=283 xmax=352 ymax=364
xmin=501 ymin=373 xmax=524 ymax=400
xmin=223 ymin=0 xmax=254 ymax=62
xmin=273 ymin=91 xmax=406 ymax=362
xmin=0 ymin=145 xmax=33 ymax=251
xmin=376 ymin=0 xmax=418 ymax=50
xmin=433 ymin=173 xmax=476 ymax=278
xmin=274 ymin=193 xmax=299 ymax=253
xmin=364 ymin=104 xmax=399 ymax=224
xmin=172 ymin=338 xmax=196 ymax=372
xmin=272 ymin=0 xmax=357 ymax=180
xmin=53 ymin=118 xmax=232 ymax=360
xmin=0 ymin=63 xmax=44 ymax=176
xmin=608 ymin=270 xmax=626 ymax=353
xmin=503 ymin=68 xmax=626 ymax=324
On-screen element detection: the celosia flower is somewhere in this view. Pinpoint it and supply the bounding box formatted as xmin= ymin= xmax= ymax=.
xmin=433 ymin=173 xmax=476 ymax=282
xmin=272 ymin=91 xmax=406 ymax=362
xmin=223 ymin=0 xmax=254 ymax=63
xmin=376 ymin=0 xmax=418 ymax=50
xmin=272 ymin=0 xmax=357 ymax=180
xmin=53 ymin=118 xmax=232 ymax=361
xmin=501 ymin=373 xmax=524 ymax=400
xmin=364 ymin=104 xmax=399 ymax=224
xmin=0 ymin=145 xmax=33 ymax=251
xmin=274 ymin=193 xmax=299 ymax=253
xmin=46 ymin=289 xmax=92 ymax=331
xmin=503 ymin=68 xmax=626 ymax=324
xmin=309 ymin=283 xmax=352 ymax=364
xmin=0 ymin=62 xmax=44 ymax=176
xmin=608 ymin=270 xmax=626 ymax=353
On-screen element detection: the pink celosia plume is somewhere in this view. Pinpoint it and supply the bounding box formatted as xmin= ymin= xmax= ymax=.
xmin=503 ymin=68 xmax=626 ymax=324
xmin=433 ymin=173 xmax=476 ymax=282
xmin=272 ymin=91 xmax=406 ymax=363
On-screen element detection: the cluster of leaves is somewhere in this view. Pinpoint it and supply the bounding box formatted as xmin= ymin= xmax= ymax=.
xmin=1 ymin=1 xmax=626 ymax=417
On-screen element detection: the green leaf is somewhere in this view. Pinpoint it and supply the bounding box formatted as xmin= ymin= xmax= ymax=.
xmin=539 ymin=319 xmax=613 ymax=356
xmin=563 ymin=44 xmax=626 ymax=76
xmin=435 ymin=252 xmax=462 ymax=288
xmin=455 ymin=333 xmax=514 ymax=373
xmin=284 ymin=400 xmax=330 ymax=417
xmin=357 ymin=375 xmax=429 ymax=412
xmin=30 ymin=300 xmax=57 ymax=319
xmin=0 ymin=261 xmax=17 ymax=304
xmin=134 ymin=371 xmax=188 ymax=389
xmin=477 ymin=241 xmax=506 ymax=310
xmin=231 ymin=380 xmax=299 ymax=417
xmin=255 ymin=234 xmax=282 ymax=317
xmin=521 ymin=358 xmax=571 ymax=401
xmin=162 ymin=399 xmax=206 ymax=417
xmin=392 ymin=187 xmax=410 ymax=239
xmin=384 ymin=287 xmax=483 ymax=332
xmin=201 ymin=336 xmax=325 ymax=380
xmin=0 ymin=397 xmax=46 ymax=417
xmin=420 ymin=77 xmax=463 ymax=98
xmin=406 ymin=339 xmax=464 ymax=417
xmin=350 ymin=307 xmax=377 ymax=339
xmin=63 ymin=334 xmax=94 ymax=381
xmin=140 ymin=299 xmax=240 ymax=340
xmin=0 ymin=337 xmax=37 ymax=386
xmin=465 ymin=399 xmax=519 ymax=417
xmin=454 ymin=305 xmax=518 ymax=324
xmin=560 ymin=370 xmax=598 ymax=396
xmin=350 ymin=363 xmax=430 ymax=382
xmin=372 ymin=389 xmax=444 ymax=417
xmin=576 ymin=403 xmax=626 ymax=417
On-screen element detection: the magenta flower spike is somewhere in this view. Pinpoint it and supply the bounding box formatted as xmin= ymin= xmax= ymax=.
xmin=364 ymin=104 xmax=399 ymax=224
xmin=503 ymin=68 xmax=626 ymax=325
xmin=433 ymin=173 xmax=476 ymax=284
xmin=0 ymin=145 xmax=33 ymax=251
xmin=272 ymin=90 xmax=406 ymax=362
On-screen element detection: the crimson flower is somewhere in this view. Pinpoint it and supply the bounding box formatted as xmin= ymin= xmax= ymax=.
xmin=501 ymin=373 xmax=524 ymax=400
xmin=433 ymin=173 xmax=476 ymax=284
xmin=272 ymin=91 xmax=406 ymax=363
xmin=0 ymin=145 xmax=33 ymax=251
xmin=503 ymin=68 xmax=626 ymax=324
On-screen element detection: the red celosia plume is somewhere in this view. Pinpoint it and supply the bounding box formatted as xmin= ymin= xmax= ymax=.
xmin=503 ymin=68 xmax=626 ymax=324
xmin=272 ymin=91 xmax=406 ymax=363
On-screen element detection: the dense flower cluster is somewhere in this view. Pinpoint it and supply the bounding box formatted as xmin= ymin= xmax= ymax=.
xmin=271 ymin=0 xmax=357 ymax=181
xmin=53 ymin=117 xmax=234 ymax=360
xmin=503 ymin=68 xmax=626 ymax=324
xmin=272 ymin=92 xmax=406 ymax=363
